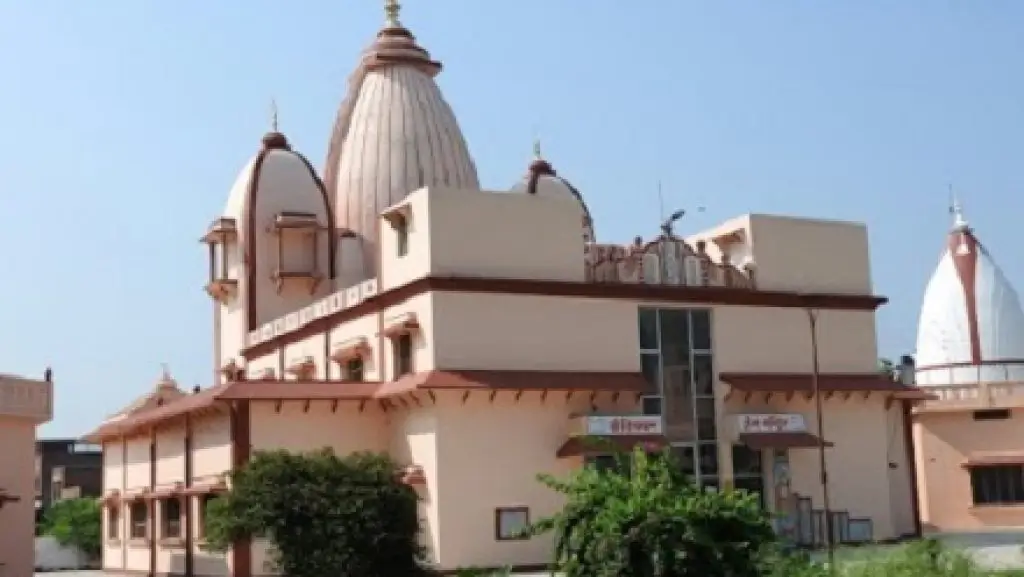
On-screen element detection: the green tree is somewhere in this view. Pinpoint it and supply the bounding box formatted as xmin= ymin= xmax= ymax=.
xmin=528 ymin=447 xmax=778 ymax=577
xmin=202 ymin=448 xmax=428 ymax=577
xmin=41 ymin=497 xmax=102 ymax=559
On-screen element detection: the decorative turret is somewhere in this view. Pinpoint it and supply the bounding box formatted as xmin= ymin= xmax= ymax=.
xmin=509 ymin=141 xmax=595 ymax=243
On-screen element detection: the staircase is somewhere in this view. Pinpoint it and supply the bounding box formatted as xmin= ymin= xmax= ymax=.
xmin=779 ymin=494 xmax=874 ymax=548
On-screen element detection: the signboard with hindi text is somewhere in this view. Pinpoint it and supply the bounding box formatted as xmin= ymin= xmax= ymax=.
xmin=736 ymin=413 xmax=807 ymax=434
xmin=583 ymin=415 xmax=663 ymax=436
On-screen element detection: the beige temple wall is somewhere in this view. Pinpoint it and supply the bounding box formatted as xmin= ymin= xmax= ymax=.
xmin=913 ymin=411 xmax=1024 ymax=532
xmin=0 ymin=417 xmax=41 ymax=577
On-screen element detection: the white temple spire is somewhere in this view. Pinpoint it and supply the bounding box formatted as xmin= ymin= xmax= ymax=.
xmin=949 ymin=186 xmax=969 ymax=231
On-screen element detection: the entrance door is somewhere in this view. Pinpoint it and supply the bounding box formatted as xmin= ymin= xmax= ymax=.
xmin=732 ymin=444 xmax=766 ymax=508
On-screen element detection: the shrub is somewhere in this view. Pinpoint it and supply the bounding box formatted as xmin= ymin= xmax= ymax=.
xmin=528 ymin=447 xmax=778 ymax=577
xmin=202 ymin=449 xmax=428 ymax=577
xmin=41 ymin=497 xmax=102 ymax=559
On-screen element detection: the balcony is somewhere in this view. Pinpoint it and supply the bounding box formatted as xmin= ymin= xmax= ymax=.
xmin=914 ymin=381 xmax=1024 ymax=414
xmin=0 ymin=373 xmax=53 ymax=424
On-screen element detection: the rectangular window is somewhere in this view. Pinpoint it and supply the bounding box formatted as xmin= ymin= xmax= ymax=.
xmin=161 ymin=498 xmax=182 ymax=539
xmin=640 ymin=395 xmax=662 ymax=416
xmin=343 ymin=357 xmax=364 ymax=382
xmin=732 ymin=444 xmax=763 ymax=477
xmin=970 ymin=465 xmax=1024 ymax=505
xmin=494 ymin=507 xmax=530 ymax=541
xmin=107 ymin=506 xmax=120 ymax=540
xmin=394 ymin=334 xmax=413 ymax=377
xmin=129 ymin=501 xmax=148 ymax=540
xmin=973 ymin=409 xmax=1011 ymax=421
xmin=395 ymin=217 xmax=409 ymax=257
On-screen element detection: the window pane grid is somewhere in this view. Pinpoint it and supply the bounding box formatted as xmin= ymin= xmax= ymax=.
xmin=640 ymin=308 xmax=716 ymax=484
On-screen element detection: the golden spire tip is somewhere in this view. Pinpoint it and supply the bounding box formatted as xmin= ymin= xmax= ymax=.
xmin=385 ymin=0 xmax=401 ymax=27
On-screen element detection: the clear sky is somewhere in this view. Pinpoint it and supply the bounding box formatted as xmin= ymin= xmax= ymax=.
xmin=2 ymin=1 xmax=1023 ymax=438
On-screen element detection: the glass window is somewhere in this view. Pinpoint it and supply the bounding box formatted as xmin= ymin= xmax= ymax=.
xmin=638 ymin=308 xmax=659 ymax=350
xmin=691 ymin=310 xmax=712 ymax=351
xmin=641 ymin=396 xmax=662 ymax=416
xmin=394 ymin=334 xmax=413 ymax=377
xmin=395 ymin=217 xmax=409 ymax=257
xmin=640 ymin=353 xmax=661 ymax=395
xmin=663 ymin=365 xmax=695 ymax=441
xmin=107 ymin=506 xmax=120 ymax=540
xmin=732 ymin=445 xmax=763 ymax=477
xmin=970 ymin=466 xmax=1024 ymax=505
xmin=129 ymin=502 xmax=148 ymax=540
xmin=162 ymin=498 xmax=182 ymax=539
xmin=670 ymin=445 xmax=697 ymax=478
xmin=692 ymin=354 xmax=714 ymax=397
xmin=698 ymin=442 xmax=719 ymax=476
xmin=199 ymin=494 xmax=217 ymax=537
xmin=344 ymin=358 xmax=364 ymax=382
xmin=658 ymin=309 xmax=690 ymax=365
xmin=696 ymin=398 xmax=717 ymax=440
xmin=495 ymin=508 xmax=530 ymax=541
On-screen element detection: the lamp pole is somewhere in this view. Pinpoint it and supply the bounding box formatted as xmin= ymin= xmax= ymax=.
xmin=806 ymin=306 xmax=835 ymax=567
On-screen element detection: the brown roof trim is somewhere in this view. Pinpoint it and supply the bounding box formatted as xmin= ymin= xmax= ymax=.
xmin=243 ymin=275 xmax=888 ymax=359
xmin=720 ymin=372 xmax=918 ymax=394
xmin=738 ymin=432 xmax=833 ymax=450
xmin=555 ymin=435 xmax=666 ymax=458
xmin=84 ymin=370 xmax=647 ymax=442
xmin=962 ymin=452 xmax=1024 ymax=467
xmin=83 ymin=385 xmax=229 ymax=443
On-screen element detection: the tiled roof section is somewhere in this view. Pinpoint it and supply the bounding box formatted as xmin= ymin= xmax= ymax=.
xmin=84 ymin=384 xmax=229 ymax=442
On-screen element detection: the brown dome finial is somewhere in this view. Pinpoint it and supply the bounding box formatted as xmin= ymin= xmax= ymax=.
xmin=528 ymin=139 xmax=555 ymax=177
xmin=261 ymin=98 xmax=291 ymax=150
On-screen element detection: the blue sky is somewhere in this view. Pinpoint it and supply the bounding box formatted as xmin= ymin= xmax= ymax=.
xmin=2 ymin=1 xmax=1023 ymax=437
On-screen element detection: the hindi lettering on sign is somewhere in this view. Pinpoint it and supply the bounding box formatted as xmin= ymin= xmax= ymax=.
xmin=584 ymin=415 xmax=663 ymax=436
xmin=736 ymin=413 xmax=807 ymax=434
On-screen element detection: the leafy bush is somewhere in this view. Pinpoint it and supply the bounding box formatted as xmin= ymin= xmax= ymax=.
xmin=202 ymin=449 xmax=429 ymax=577
xmin=528 ymin=447 xmax=778 ymax=577
xmin=41 ymin=497 xmax=102 ymax=559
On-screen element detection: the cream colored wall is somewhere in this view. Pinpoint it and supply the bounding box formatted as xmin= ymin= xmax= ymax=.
xmin=431 ymin=292 xmax=639 ymax=372
xmin=390 ymin=409 xmax=441 ymax=563
xmin=381 ymin=293 xmax=435 ymax=379
xmin=327 ymin=313 xmax=382 ymax=380
xmin=0 ymin=417 xmax=40 ymax=577
xmin=417 ymin=186 xmax=587 ymax=283
xmin=102 ymin=440 xmax=125 ymax=570
xmin=124 ymin=437 xmax=152 ymax=491
xmin=689 ymin=214 xmax=873 ymax=295
xmin=192 ymin=414 xmax=232 ymax=480
xmin=914 ymin=412 xmax=1024 ymax=531
xmin=429 ymin=391 xmax=637 ymax=569
xmin=886 ymin=403 xmax=916 ymax=537
xmin=714 ymin=307 xmax=879 ymax=374
xmin=379 ymin=188 xmax=433 ymax=291
xmin=155 ymin=425 xmax=186 ymax=484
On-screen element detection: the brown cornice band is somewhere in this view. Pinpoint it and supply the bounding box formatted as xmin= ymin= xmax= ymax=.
xmin=243 ymin=275 xmax=888 ymax=359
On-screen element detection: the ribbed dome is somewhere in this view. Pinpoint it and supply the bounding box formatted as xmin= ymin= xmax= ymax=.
xmin=324 ymin=6 xmax=478 ymax=275
xmin=915 ymin=206 xmax=1024 ymax=386
xmin=509 ymin=144 xmax=595 ymax=243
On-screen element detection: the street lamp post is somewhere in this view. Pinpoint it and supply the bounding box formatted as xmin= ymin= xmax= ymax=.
xmin=806 ymin=306 xmax=835 ymax=567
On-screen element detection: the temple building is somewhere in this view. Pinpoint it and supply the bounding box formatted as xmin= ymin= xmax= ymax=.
xmin=911 ymin=202 xmax=1024 ymax=532
xmin=0 ymin=370 xmax=54 ymax=576
xmin=85 ymin=2 xmax=929 ymax=574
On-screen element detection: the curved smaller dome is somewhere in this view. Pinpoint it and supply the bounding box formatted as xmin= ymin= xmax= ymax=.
xmin=509 ymin=143 xmax=595 ymax=243
xmin=223 ymin=131 xmax=327 ymax=223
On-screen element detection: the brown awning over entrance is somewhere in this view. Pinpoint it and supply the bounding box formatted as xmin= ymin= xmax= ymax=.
xmin=738 ymin=432 xmax=832 ymax=450
xmin=962 ymin=453 xmax=1024 ymax=467
xmin=556 ymin=435 xmax=667 ymax=458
